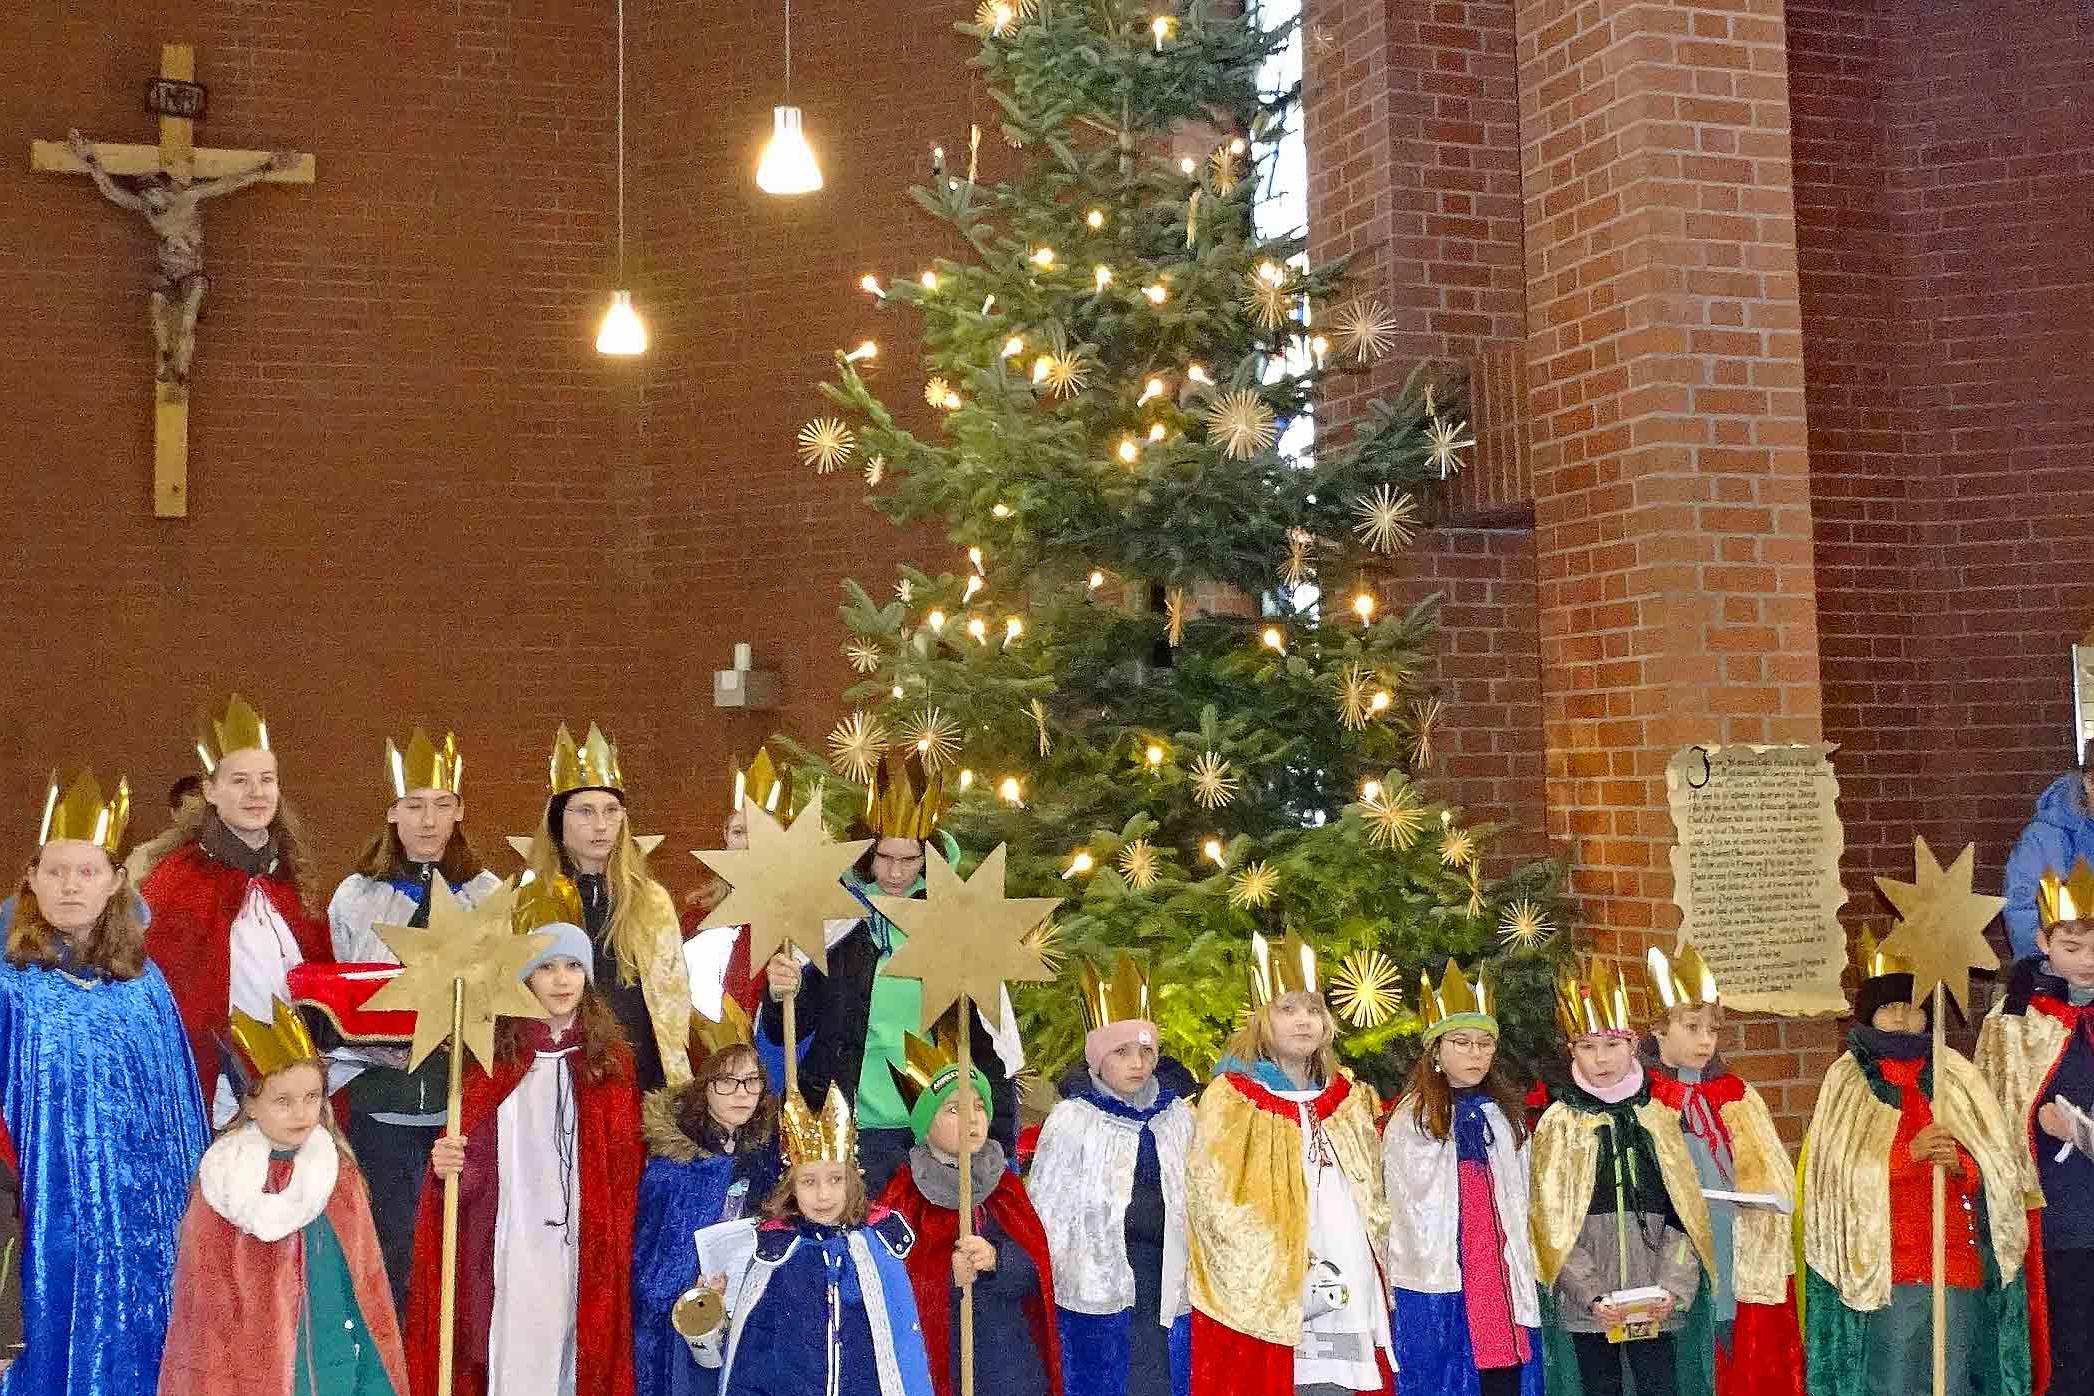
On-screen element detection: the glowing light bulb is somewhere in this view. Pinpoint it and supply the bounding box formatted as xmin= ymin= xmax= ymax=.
xmin=1370 ymin=690 xmax=1392 ymax=713
xmin=844 ymin=340 xmax=878 ymax=363
xmin=990 ymin=1 xmax=1014 ymax=30
xmin=1178 ymin=156 xmax=1196 ymax=176
xmin=1032 ymin=246 xmax=1057 ymax=267
xmin=1139 ymin=377 xmax=1166 ymax=404
xmin=1186 ymin=363 xmax=1212 ymax=385
xmin=1257 ymin=261 xmax=1285 ymax=285
xmin=1003 ymin=335 xmax=1025 ymax=358
xmin=756 ymin=105 xmax=824 ymax=195
xmin=920 ymin=270 xmax=939 ymax=291
xmin=959 ymin=768 xmax=976 ymax=791
xmin=968 ymin=545 xmax=985 ymax=572
xmin=963 ymin=575 xmax=984 ymax=601
xmin=1310 ymin=334 xmax=1329 ymax=366
xmin=944 ymin=391 xmax=963 ymax=409
xmin=1147 ymin=422 xmax=1166 ymax=442
xmin=1088 ymin=570 xmax=1106 ymax=590
xmin=1203 ymin=837 xmax=1225 ymax=866
xmin=1032 ymin=357 xmax=1052 ymax=383
xmin=927 ymin=609 xmax=948 ymax=632
xmin=1117 ymin=437 xmax=1139 ymax=463
xmin=1086 ymin=208 xmax=1106 ymax=229
xmin=892 ymin=685 xmax=906 ymax=699
xmin=1142 ymin=283 xmax=1167 ymax=305
xmin=1152 ymin=15 xmax=1173 ymax=49
xmin=1062 ymin=850 xmax=1095 ymax=878
xmin=1094 ymin=264 xmax=1113 ymax=291
xmin=860 ymin=274 xmax=884 ymax=296
xmin=1229 ymin=137 xmax=1246 ymax=155
xmin=1145 ymin=743 xmax=1165 ymax=768
xmin=1361 ymin=779 xmax=1383 ymax=803
xmin=967 ymin=617 xmax=989 ymax=643
xmin=998 ymin=776 xmax=1023 ymax=805
xmin=1004 ymin=616 xmax=1024 ymax=642
xmin=595 ymin=290 xmax=648 ymax=355
xmin=1352 ymin=591 xmax=1376 ymax=622
xmin=991 ymin=502 xmax=1012 ymax=519
xmin=1261 ymin=626 xmax=1285 ymax=652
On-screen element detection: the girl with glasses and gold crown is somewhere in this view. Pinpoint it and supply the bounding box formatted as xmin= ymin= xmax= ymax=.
xmin=143 ymin=696 xmax=336 ymax=1127
xmin=159 ymin=998 xmax=407 ymax=1396
xmin=402 ymin=877 xmax=646 ymax=1396
xmin=1184 ymin=932 xmax=1392 ymax=1396
xmin=1381 ymin=962 xmax=1542 ymax=1396
xmin=1637 ymin=946 xmax=1799 ymax=1396
xmin=0 ymin=768 xmax=208 ymax=1396
xmin=1030 ymin=954 xmax=1196 ymax=1396
xmin=521 ymin=721 xmax=693 ymax=1093
xmin=713 ymin=1083 xmax=934 ymax=1396
xmin=1529 ymin=956 xmax=1712 ymax=1396
xmin=634 ymin=997 xmax=784 ymax=1396
xmin=1798 ymin=933 xmax=2032 ymax=1396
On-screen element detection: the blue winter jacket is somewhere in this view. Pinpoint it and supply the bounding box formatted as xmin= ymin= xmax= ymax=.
xmin=2005 ymin=773 xmax=2094 ymax=958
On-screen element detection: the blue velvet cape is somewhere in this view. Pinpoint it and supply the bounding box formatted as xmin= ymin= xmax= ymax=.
xmin=0 ymin=957 xmax=207 ymax=1396
xmin=633 ymin=1144 xmax=783 ymax=1396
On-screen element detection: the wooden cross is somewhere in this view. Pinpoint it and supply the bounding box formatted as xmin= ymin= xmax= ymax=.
xmin=32 ymin=44 xmax=315 ymax=518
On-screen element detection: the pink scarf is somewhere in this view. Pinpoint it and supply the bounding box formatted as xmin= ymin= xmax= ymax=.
xmin=1572 ymin=1055 xmax=1644 ymax=1104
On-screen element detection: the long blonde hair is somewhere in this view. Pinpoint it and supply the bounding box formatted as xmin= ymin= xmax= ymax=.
xmin=525 ymin=802 xmax=673 ymax=980
xmin=1221 ymin=991 xmax=1342 ymax=1085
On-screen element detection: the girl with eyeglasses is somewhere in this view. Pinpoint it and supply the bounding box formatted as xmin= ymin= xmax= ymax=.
xmin=633 ymin=1003 xmax=783 ymax=1396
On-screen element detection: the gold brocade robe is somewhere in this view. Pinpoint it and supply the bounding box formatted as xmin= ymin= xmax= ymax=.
xmin=1974 ymin=998 xmax=2075 ymax=1201
xmin=1527 ymin=1094 xmax=1717 ymax=1292
xmin=1716 ymin=1084 xmax=1798 ymax=1307
xmin=1800 ymin=1047 xmax=2031 ymax=1312
xmin=1185 ymin=1068 xmax=1388 ymax=1347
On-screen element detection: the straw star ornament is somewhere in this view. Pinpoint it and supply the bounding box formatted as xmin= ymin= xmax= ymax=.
xmin=695 ymin=803 xmax=874 ymax=977
xmin=874 ymin=845 xmax=1062 ymax=1031
xmin=1874 ymin=835 xmax=2004 ymax=1016
xmin=1205 ymin=391 xmax=1278 ymax=459
xmin=1352 ymin=485 xmax=1420 ymax=553
xmin=366 ymin=879 xmax=550 ymax=1073
xmin=797 ymin=418 xmax=857 ymax=473
xmin=827 ymin=711 xmax=889 ymax=783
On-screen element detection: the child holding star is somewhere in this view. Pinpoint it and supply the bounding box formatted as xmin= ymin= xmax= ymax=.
xmin=1799 ymin=932 xmax=2033 ymax=1396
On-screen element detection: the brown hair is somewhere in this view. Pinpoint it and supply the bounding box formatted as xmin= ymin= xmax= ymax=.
xmin=493 ymin=988 xmax=633 ymax=1084
xmin=1649 ymin=1000 xmax=1726 ymax=1033
xmin=221 ymin=1057 xmax=356 ymax=1158
xmin=175 ymin=796 xmax=327 ymax=913
xmin=1398 ymin=1042 xmax=1529 ymax=1147
xmin=349 ymin=824 xmax=487 ymax=885
xmin=761 ymin=1160 xmax=871 ymax=1228
xmin=10 ymin=856 xmax=147 ymax=980
xmin=683 ymin=1044 xmax=781 ymax=1155
xmin=1220 ymin=993 xmax=1342 ymax=1086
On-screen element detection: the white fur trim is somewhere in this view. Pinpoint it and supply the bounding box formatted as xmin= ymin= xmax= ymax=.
xmin=198 ymin=1121 xmax=339 ymax=1241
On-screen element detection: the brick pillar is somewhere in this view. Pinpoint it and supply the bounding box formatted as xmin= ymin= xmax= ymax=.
xmin=1516 ymin=0 xmax=1833 ymax=1135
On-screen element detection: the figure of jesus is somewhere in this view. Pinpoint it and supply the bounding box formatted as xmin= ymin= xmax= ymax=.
xmin=65 ymin=128 xmax=296 ymax=388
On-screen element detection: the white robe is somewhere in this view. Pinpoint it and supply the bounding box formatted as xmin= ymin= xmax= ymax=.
xmin=1029 ymin=1092 xmax=1193 ymax=1322
xmin=1381 ymin=1097 xmax=1541 ymax=1327
xmin=488 ymin=1045 xmax=582 ymax=1396
xmin=213 ymin=881 xmax=309 ymax=1125
xmin=1282 ymin=1088 xmax=1390 ymax=1391
xmin=327 ymin=871 xmax=505 ymax=963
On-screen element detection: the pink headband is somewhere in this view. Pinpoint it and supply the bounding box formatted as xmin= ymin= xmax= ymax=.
xmin=1084 ymin=1019 xmax=1158 ymax=1072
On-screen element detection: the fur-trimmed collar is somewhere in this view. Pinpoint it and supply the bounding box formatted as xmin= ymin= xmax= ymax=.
xmin=199 ymin=1122 xmax=338 ymax=1241
xmin=643 ymin=1080 xmax=733 ymax=1164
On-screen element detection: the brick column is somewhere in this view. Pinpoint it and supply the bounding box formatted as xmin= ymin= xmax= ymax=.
xmin=1515 ymin=0 xmax=1833 ymax=1133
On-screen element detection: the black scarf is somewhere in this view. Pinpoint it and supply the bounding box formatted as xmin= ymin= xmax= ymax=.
xmin=198 ymin=808 xmax=280 ymax=877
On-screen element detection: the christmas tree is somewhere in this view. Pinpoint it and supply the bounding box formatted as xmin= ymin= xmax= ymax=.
xmin=789 ymin=0 xmax=1565 ymax=1087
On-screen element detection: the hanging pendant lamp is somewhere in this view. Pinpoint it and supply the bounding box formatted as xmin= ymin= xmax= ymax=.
xmin=597 ymin=0 xmax=647 ymax=354
xmin=756 ymin=0 xmax=824 ymax=194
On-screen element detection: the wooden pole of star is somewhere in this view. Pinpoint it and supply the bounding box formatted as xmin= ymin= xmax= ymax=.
xmin=31 ymin=43 xmax=315 ymax=517
xmin=1930 ymin=981 xmax=1946 ymax=1396
xmin=956 ymin=991 xmax=978 ymax=1396
xmin=440 ymin=976 xmax=466 ymax=1396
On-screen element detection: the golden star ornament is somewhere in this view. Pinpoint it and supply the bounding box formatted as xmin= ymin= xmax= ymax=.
xmin=1352 ymin=485 xmax=1420 ymax=553
xmin=873 ymin=844 xmax=1063 ymax=1031
xmin=827 ymin=711 xmax=890 ymax=784
xmin=1874 ymin=835 xmax=2005 ymax=1016
xmin=797 ymin=417 xmax=857 ymax=473
xmin=1330 ymin=949 xmax=1402 ymax=1028
xmin=1228 ymin=860 xmax=1279 ymax=910
xmin=1117 ymin=838 xmax=1161 ymax=891
xmin=695 ymin=802 xmax=875 ymax=977
xmin=366 ymin=879 xmax=551 ymax=1074
xmin=1205 ymin=390 xmax=1278 ymax=460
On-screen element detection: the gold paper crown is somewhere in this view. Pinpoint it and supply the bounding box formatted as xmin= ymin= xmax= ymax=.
xmin=1855 ymin=927 xmax=1913 ymax=981
xmin=196 ymin=694 xmax=271 ymax=774
xmin=862 ymin=750 xmax=948 ymax=840
xmin=1420 ymin=961 xmax=1496 ymax=1030
xmin=733 ymin=748 xmax=797 ymax=820
xmin=1248 ymin=930 xmax=1321 ymax=1009
xmin=513 ymin=874 xmax=585 ymax=935
xmin=781 ymin=1083 xmax=859 ymax=1166
xmin=388 ymin=728 xmax=464 ymax=800
xmin=38 ymin=769 xmax=131 ymax=855
xmin=2039 ymin=858 xmax=2094 ymax=929
xmin=690 ymin=996 xmax=756 ymax=1062
xmin=1645 ymin=943 xmax=1721 ymax=1013
xmin=549 ymin=722 xmax=623 ymax=797
xmin=229 ymin=998 xmax=322 ymax=1083
xmin=1554 ymin=955 xmax=1634 ymax=1037
xmin=885 ymin=1020 xmax=966 ymax=1114
xmin=1078 ymin=952 xmax=1153 ymax=1033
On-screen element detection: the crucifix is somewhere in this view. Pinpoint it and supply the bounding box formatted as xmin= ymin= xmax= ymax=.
xmin=32 ymin=44 xmax=315 ymax=518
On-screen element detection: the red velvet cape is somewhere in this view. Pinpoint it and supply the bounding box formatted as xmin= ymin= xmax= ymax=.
xmin=1647 ymin=1067 xmax=1806 ymax=1396
xmin=879 ymin=1159 xmax=1064 ymax=1396
xmin=159 ymin=1148 xmax=409 ymax=1396
xmin=142 ymin=842 xmax=333 ymax=1103
xmin=402 ymin=1043 xmax=644 ymax=1396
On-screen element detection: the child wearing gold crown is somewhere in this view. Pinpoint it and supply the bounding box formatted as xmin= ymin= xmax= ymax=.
xmin=159 ymin=999 xmax=407 ymax=1396
xmin=1799 ymin=932 xmax=2032 ymax=1396
xmin=1529 ymin=955 xmax=1712 ymax=1396
xmin=880 ymin=1019 xmax=1061 ymax=1396
xmin=1185 ymin=932 xmax=1392 ymax=1396
xmin=0 ymin=768 xmax=208 ymax=1396
xmin=1382 ymin=963 xmax=1542 ymax=1396
xmin=633 ymin=997 xmax=784 ymax=1396
xmin=142 ymin=695 xmax=335 ymax=1127
xmin=1974 ymin=857 xmax=2094 ymax=1396
xmin=1030 ymin=955 xmax=1196 ymax=1396
xmin=403 ymin=877 xmax=645 ymax=1396
xmin=716 ymin=1083 xmax=934 ymax=1396
xmin=1636 ymin=946 xmax=1800 ymax=1396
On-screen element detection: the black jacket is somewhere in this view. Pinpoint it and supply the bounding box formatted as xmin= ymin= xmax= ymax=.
xmin=758 ymin=917 xmax=1018 ymax=1147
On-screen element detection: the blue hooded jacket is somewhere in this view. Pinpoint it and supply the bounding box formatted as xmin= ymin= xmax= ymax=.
xmin=2005 ymin=772 xmax=2094 ymax=958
